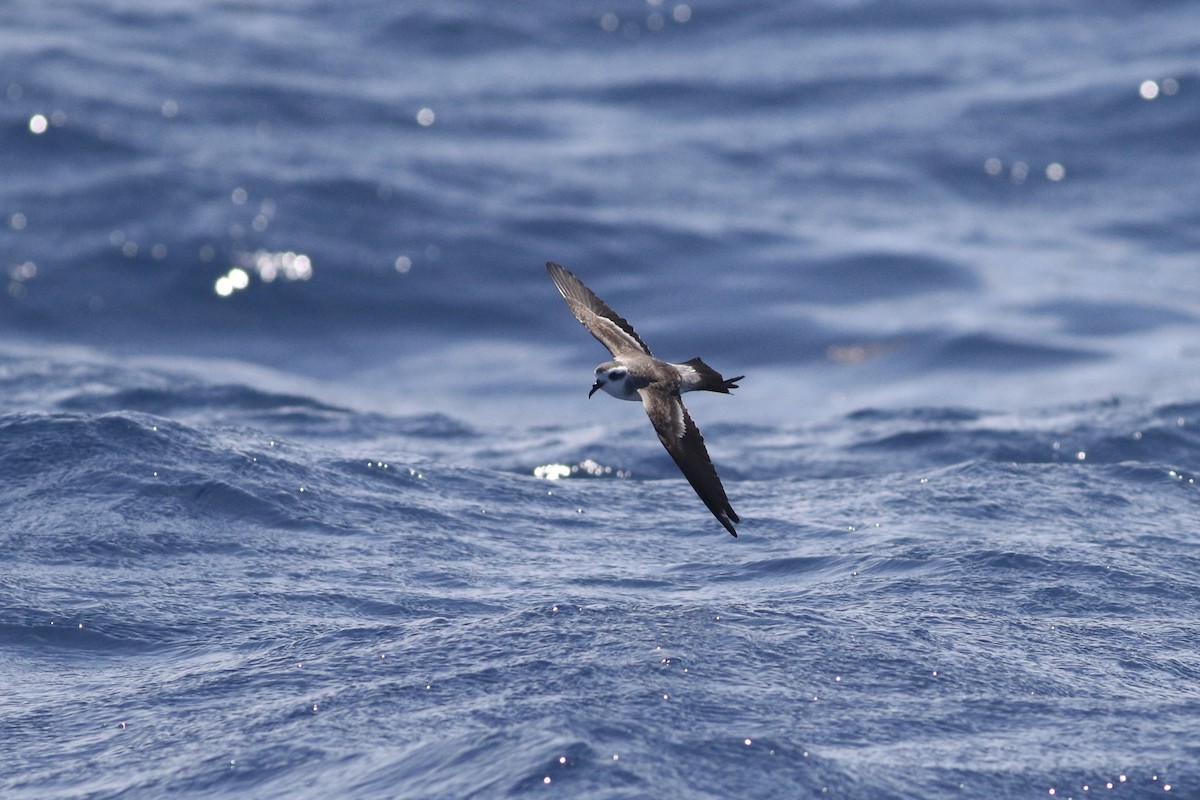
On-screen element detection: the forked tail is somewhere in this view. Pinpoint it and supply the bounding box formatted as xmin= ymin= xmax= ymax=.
xmin=680 ymin=357 xmax=743 ymax=394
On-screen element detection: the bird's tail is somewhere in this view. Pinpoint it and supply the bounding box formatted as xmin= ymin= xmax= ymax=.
xmin=680 ymin=357 xmax=743 ymax=394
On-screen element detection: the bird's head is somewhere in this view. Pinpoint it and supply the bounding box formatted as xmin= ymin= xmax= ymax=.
xmin=589 ymin=362 xmax=630 ymax=399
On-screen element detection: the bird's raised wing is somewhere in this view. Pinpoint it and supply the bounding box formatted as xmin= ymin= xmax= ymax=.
xmin=639 ymin=387 xmax=739 ymax=536
xmin=546 ymin=262 xmax=653 ymax=357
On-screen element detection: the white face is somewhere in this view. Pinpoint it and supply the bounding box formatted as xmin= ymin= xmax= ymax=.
xmin=592 ymin=364 xmax=637 ymax=400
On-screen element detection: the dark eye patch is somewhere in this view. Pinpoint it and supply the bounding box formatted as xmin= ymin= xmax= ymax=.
xmin=610 ymin=369 xmax=627 ymax=379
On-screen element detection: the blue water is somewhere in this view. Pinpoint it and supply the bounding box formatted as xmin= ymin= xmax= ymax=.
xmin=3 ymin=1 xmax=1200 ymax=797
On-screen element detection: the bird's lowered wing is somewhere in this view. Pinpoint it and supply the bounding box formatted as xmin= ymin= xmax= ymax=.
xmin=546 ymin=261 xmax=653 ymax=357
xmin=639 ymin=387 xmax=739 ymax=536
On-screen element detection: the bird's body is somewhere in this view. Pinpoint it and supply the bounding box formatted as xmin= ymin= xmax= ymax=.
xmin=546 ymin=261 xmax=743 ymax=537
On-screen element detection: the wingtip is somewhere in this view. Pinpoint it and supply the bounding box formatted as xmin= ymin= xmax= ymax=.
xmin=546 ymin=262 xmax=571 ymax=302
xmin=546 ymin=261 xmax=574 ymax=298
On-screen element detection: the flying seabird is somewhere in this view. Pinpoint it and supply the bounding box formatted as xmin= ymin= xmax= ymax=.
xmin=546 ymin=261 xmax=743 ymax=536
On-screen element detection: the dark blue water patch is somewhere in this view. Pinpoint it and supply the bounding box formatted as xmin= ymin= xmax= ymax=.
xmin=1 ymin=113 xmax=140 ymax=180
xmin=566 ymin=574 xmax=673 ymax=591
xmin=967 ymin=549 xmax=1069 ymax=575
xmin=0 ymin=412 xmax=181 ymax=485
xmin=957 ymin=528 xmax=1200 ymax=602
xmin=47 ymin=387 xmax=475 ymax=448
xmin=1030 ymin=299 xmax=1195 ymax=336
xmin=352 ymin=413 xmax=478 ymax=440
xmin=847 ymin=406 xmax=985 ymax=424
xmin=7 ymin=169 xmax=187 ymax=266
xmin=969 ymin=82 xmax=1126 ymax=150
xmin=928 ymin=332 xmax=1102 ymax=372
xmin=852 ymin=426 xmax=1050 ymax=464
xmin=1154 ymin=401 xmax=1200 ymax=422
xmin=937 ymin=90 xmax=1195 ymax=211
xmin=1118 ymin=72 xmax=1200 ymax=151
xmin=507 ymin=740 xmax=641 ymax=798
xmin=514 ymin=215 xmax=708 ymax=273
xmin=733 ymin=0 xmax=1081 ymax=32
xmin=342 ymin=729 xmax=601 ymax=799
xmin=56 ymin=382 xmax=345 ymax=417
xmin=0 ymin=617 xmax=157 ymax=654
xmin=857 ymin=554 xmax=946 ymax=578
xmin=567 ymin=69 xmax=953 ymax=118
xmin=841 ymin=412 xmax=1068 ymax=468
xmin=370 ymin=6 xmax=554 ymax=55
xmin=1095 ymin=210 xmax=1200 ymax=254
xmin=187 ymin=73 xmax=395 ymax=130
xmin=261 ymin=173 xmax=461 ymax=264
xmin=655 ymin=399 xmax=1200 ymax=485
xmin=1083 ymin=427 xmax=1200 ymax=468
xmin=796 ymin=252 xmax=977 ymax=305
xmin=652 ymin=314 xmax=899 ymax=374
xmin=2 ymin=259 xmax=370 ymax=359
xmin=0 ymin=411 xmax=413 ymax=553
xmin=165 ymin=744 xmax=342 ymax=800
xmin=706 ymin=554 xmax=855 ymax=586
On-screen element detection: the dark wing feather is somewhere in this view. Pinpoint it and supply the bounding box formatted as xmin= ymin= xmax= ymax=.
xmin=546 ymin=262 xmax=653 ymax=357
xmin=640 ymin=388 xmax=740 ymax=536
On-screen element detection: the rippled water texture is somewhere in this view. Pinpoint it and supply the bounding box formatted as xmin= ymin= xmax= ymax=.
xmin=3 ymin=1 xmax=1200 ymax=798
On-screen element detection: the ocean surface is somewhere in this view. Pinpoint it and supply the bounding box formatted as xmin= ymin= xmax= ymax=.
xmin=3 ymin=1 xmax=1200 ymax=798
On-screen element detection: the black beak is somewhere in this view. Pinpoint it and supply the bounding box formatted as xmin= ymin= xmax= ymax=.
xmin=588 ymin=381 xmax=603 ymax=398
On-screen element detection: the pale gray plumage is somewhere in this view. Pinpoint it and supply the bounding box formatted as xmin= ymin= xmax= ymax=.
xmin=546 ymin=261 xmax=742 ymax=537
